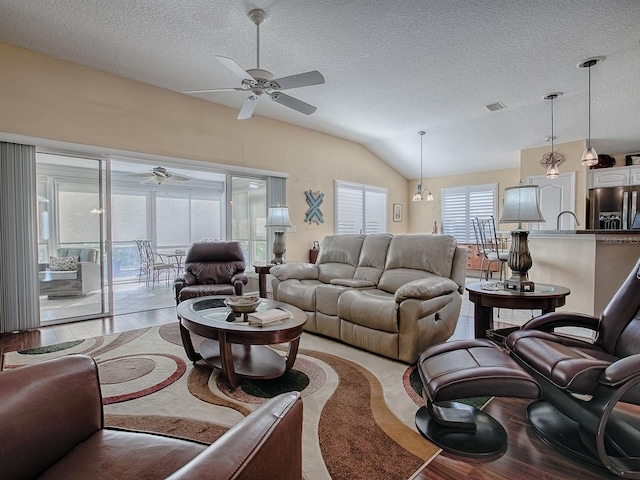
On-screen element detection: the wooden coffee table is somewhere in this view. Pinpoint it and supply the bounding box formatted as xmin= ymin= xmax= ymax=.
xmin=466 ymin=282 xmax=570 ymax=339
xmin=177 ymin=296 xmax=306 ymax=390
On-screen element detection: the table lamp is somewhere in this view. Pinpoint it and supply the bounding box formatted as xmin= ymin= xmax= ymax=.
xmin=265 ymin=206 xmax=293 ymax=264
xmin=498 ymin=184 xmax=545 ymax=291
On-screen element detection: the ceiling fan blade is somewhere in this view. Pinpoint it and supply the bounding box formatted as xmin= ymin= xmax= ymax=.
xmin=168 ymin=173 xmax=192 ymax=182
xmin=238 ymin=95 xmax=258 ymax=120
xmin=183 ymin=87 xmax=246 ymax=94
xmin=270 ymin=92 xmax=317 ymax=115
xmin=272 ymin=70 xmax=325 ymax=90
xmin=215 ymin=56 xmax=256 ymax=84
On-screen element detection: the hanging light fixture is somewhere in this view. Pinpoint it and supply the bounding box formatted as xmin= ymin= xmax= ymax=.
xmin=579 ymin=57 xmax=604 ymax=167
xmin=412 ymin=131 xmax=434 ymax=202
xmin=544 ymin=92 xmax=562 ymax=179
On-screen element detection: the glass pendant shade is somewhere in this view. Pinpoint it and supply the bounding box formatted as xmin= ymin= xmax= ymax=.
xmin=581 ymin=146 xmax=599 ymax=167
xmin=425 ymin=190 xmax=434 ymax=201
xmin=412 ymin=183 xmax=423 ymax=202
xmin=546 ymin=161 xmax=560 ymax=179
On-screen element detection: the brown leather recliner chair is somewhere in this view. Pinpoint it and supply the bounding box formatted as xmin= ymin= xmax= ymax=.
xmin=0 ymin=354 xmax=302 ymax=480
xmin=506 ymin=258 xmax=640 ymax=478
xmin=174 ymin=241 xmax=248 ymax=303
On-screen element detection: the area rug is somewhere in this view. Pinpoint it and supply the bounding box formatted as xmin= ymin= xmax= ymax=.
xmin=4 ymin=324 xmax=440 ymax=480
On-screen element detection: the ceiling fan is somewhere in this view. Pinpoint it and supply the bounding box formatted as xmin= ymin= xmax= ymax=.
xmin=130 ymin=166 xmax=192 ymax=185
xmin=183 ymin=8 xmax=325 ymax=120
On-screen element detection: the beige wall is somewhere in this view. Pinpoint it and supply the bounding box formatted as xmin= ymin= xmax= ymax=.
xmin=407 ymin=168 xmax=521 ymax=234
xmin=0 ymin=42 xmax=409 ymax=262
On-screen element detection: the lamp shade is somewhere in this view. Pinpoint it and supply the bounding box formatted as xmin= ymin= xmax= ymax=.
xmin=499 ymin=185 xmax=545 ymax=224
xmin=265 ymin=206 xmax=293 ymax=228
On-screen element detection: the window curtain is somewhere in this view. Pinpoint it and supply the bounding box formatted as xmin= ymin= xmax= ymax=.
xmin=266 ymin=176 xmax=287 ymax=262
xmin=0 ymin=142 xmax=40 ymax=333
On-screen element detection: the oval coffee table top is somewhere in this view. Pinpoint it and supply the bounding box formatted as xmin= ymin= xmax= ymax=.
xmin=466 ymin=282 xmax=570 ymax=299
xmin=177 ymin=295 xmax=306 ymax=335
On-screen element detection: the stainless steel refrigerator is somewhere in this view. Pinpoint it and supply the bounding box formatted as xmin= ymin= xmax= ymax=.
xmin=588 ymin=186 xmax=640 ymax=230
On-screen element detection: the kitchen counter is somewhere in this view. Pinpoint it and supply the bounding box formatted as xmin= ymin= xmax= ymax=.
xmin=531 ymin=229 xmax=640 ymax=235
xmin=524 ymin=232 xmax=640 ymax=316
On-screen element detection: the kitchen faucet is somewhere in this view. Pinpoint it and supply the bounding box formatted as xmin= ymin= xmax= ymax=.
xmin=556 ymin=210 xmax=580 ymax=230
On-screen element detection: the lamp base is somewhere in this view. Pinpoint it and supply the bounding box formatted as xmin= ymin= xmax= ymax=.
xmin=504 ymin=230 xmax=535 ymax=292
xmin=271 ymin=231 xmax=286 ymax=265
xmin=504 ymin=275 xmax=535 ymax=292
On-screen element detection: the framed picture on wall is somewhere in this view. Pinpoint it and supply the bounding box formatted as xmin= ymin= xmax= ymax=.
xmin=393 ymin=203 xmax=402 ymax=222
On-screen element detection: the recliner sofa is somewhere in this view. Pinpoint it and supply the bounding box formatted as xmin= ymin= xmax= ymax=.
xmin=271 ymin=234 xmax=466 ymax=363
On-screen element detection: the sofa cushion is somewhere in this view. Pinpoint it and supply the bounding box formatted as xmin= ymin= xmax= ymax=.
xmin=316 ymin=234 xmax=364 ymax=283
xmin=49 ymin=256 xmax=78 ymax=271
xmin=384 ymin=235 xmax=457 ymax=277
xmin=276 ymin=279 xmax=324 ymax=312
xmin=338 ymin=289 xmax=399 ymax=333
xmin=378 ymin=235 xmax=457 ymax=293
xmin=394 ymin=277 xmax=460 ymax=302
xmin=39 ymin=429 xmax=207 ymax=480
xmin=353 ymin=233 xmax=393 ymax=284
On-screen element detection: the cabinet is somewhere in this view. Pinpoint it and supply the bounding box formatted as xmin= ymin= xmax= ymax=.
xmin=589 ymin=167 xmax=640 ymax=188
xmin=464 ymin=244 xmax=500 ymax=273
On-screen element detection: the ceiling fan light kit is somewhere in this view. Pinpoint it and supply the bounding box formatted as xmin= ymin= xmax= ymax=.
xmin=579 ymin=57 xmax=604 ymax=167
xmin=183 ymin=8 xmax=324 ymax=120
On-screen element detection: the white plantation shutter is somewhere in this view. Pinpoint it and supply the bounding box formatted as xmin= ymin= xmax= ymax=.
xmin=442 ymin=184 xmax=497 ymax=243
xmin=335 ymin=181 xmax=387 ymax=234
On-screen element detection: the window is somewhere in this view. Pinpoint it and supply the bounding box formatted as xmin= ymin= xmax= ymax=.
xmin=335 ymin=181 xmax=387 ymax=234
xmin=441 ymin=183 xmax=497 ymax=243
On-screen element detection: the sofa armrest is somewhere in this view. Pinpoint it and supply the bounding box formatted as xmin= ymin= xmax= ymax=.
xmin=330 ymin=278 xmax=376 ymax=288
xmin=270 ymin=262 xmax=319 ymax=281
xmin=394 ymin=277 xmax=460 ymax=302
xmin=166 ymin=392 xmax=303 ymax=480
xmin=0 ymin=355 xmax=103 ymax=480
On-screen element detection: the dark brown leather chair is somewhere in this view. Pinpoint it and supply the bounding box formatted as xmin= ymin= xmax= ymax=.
xmin=174 ymin=241 xmax=248 ymax=303
xmin=506 ymin=258 xmax=640 ymax=478
xmin=0 ymin=354 xmax=303 ymax=480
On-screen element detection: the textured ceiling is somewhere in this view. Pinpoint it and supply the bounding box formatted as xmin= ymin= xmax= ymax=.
xmin=1 ymin=0 xmax=639 ymax=179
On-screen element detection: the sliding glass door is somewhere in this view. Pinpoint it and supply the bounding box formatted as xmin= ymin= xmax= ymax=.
xmin=36 ymin=153 xmax=111 ymax=323
xmin=229 ymin=176 xmax=268 ymax=269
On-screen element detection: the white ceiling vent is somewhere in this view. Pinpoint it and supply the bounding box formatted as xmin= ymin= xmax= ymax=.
xmin=484 ymin=101 xmax=507 ymax=112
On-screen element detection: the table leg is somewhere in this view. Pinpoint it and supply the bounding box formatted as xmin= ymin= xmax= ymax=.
xmin=258 ymin=272 xmax=267 ymax=298
xmin=219 ymin=332 xmax=239 ymax=390
xmin=179 ymin=322 xmax=202 ymax=364
xmin=283 ymin=337 xmax=301 ymax=372
xmin=474 ymin=303 xmax=493 ymax=339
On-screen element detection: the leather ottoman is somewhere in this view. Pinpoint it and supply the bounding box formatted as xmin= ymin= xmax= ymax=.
xmin=415 ymin=338 xmax=539 ymax=457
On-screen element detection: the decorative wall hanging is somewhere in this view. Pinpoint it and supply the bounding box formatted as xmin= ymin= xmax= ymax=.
xmin=305 ymin=190 xmax=324 ymax=224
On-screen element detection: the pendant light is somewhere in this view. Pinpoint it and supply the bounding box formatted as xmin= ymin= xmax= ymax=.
xmin=412 ymin=131 xmax=433 ymax=202
xmin=579 ymin=57 xmax=604 ymax=167
xmin=544 ymin=92 xmax=562 ymax=179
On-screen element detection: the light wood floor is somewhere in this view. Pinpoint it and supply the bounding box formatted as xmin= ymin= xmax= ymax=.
xmin=0 ymin=306 xmax=618 ymax=479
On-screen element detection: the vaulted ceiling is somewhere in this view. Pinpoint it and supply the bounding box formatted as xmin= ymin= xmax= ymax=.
xmin=1 ymin=1 xmax=639 ymax=179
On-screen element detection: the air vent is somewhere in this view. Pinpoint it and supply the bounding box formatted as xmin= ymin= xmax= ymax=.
xmin=485 ymin=101 xmax=507 ymax=112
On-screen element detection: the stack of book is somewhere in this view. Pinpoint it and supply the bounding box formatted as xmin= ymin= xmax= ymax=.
xmin=247 ymin=309 xmax=290 ymax=326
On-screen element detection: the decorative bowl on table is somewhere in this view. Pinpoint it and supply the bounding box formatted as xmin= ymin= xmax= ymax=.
xmin=224 ymin=296 xmax=261 ymax=313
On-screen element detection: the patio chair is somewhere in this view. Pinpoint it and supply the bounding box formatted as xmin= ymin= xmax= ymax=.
xmin=134 ymin=240 xmax=176 ymax=288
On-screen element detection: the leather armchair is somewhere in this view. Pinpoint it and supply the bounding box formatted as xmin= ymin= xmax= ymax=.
xmin=174 ymin=241 xmax=248 ymax=303
xmin=0 ymin=354 xmax=303 ymax=480
xmin=506 ymin=258 xmax=640 ymax=478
